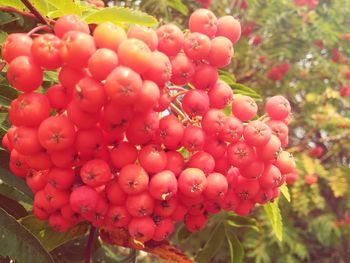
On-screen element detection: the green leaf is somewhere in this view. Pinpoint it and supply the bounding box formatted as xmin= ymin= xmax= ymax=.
xmin=195 ymin=223 xmax=226 ymax=263
xmin=226 ymin=213 xmax=259 ymax=232
xmin=0 ymin=84 xmax=19 ymax=100
xmin=0 ymin=193 xmax=28 ymax=219
xmin=46 ymin=0 xmax=81 ymax=17
xmin=264 ymin=200 xmax=283 ymax=241
xmin=19 ymin=215 xmax=88 ymax=252
xmin=280 ymin=184 xmax=291 ymax=202
xmin=176 ymin=224 xmax=191 ymax=243
xmin=0 ymin=208 xmax=54 ymax=263
xmin=166 ymin=0 xmax=188 ymax=15
xmin=219 ymin=70 xmax=236 ymax=85
xmin=0 ymin=0 xmax=26 ymax=10
xmin=231 ymin=83 xmax=261 ymax=100
xmin=84 ymin=7 xmax=158 ymax=27
xmin=30 ymin=0 xmax=49 ymax=16
xmin=0 ymin=167 xmax=34 ymax=199
xmin=43 ymin=71 xmax=59 ymax=82
xmin=224 ymin=225 xmax=244 ymax=263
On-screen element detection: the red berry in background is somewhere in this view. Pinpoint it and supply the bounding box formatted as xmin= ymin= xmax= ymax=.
xmin=232 ymin=95 xmax=258 ymax=121
xmin=118 ymin=164 xmax=149 ymax=195
xmin=195 ymin=0 xmax=212 ymax=8
xmin=2 ymin=33 xmax=32 ymax=63
xmin=309 ymin=146 xmax=324 ymax=157
xmin=156 ymin=24 xmax=184 ymax=56
xmin=93 ymin=22 xmax=127 ymax=52
xmin=305 ymin=174 xmax=318 ymax=185
xmin=128 ymin=216 xmax=156 ymax=242
xmin=285 ymin=172 xmax=299 ymax=185
xmin=178 ymin=168 xmax=207 ymax=198
xmin=251 ymin=35 xmax=262 ymax=46
xmin=7 ymin=56 xmax=43 ymax=92
xmin=54 ymin=15 xmax=89 ymax=38
xmin=340 ymin=85 xmax=350 ymax=97
xmin=267 ymin=67 xmax=282 ymax=81
xmin=241 ymin=21 xmax=255 ymax=37
xmin=189 ymin=9 xmax=218 ymax=38
xmin=88 ymin=48 xmax=119 ymax=81
xmin=216 ymin=16 xmax=241 ymax=44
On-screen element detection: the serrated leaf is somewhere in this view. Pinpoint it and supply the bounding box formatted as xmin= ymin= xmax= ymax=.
xmin=19 ymin=215 xmax=88 ymax=252
xmin=166 ymin=0 xmax=188 ymax=15
xmin=225 ymin=225 xmax=244 ymax=263
xmin=280 ymin=184 xmax=291 ymax=202
xmin=0 ymin=167 xmax=34 ymax=199
xmin=195 ymin=223 xmax=225 ymax=263
xmin=264 ymin=200 xmax=283 ymax=241
xmin=46 ymin=0 xmax=81 ymax=17
xmin=0 ymin=208 xmax=54 ymax=263
xmin=176 ymin=224 xmax=191 ymax=243
xmin=84 ymin=7 xmax=158 ymax=27
xmin=328 ymin=168 xmax=347 ymax=198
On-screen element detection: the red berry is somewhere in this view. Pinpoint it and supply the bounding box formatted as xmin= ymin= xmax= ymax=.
xmin=126 ymin=192 xmax=154 ymax=217
xmin=216 ymin=16 xmax=241 ymax=44
xmin=128 ymin=216 xmax=156 ymax=242
xmin=178 ymin=168 xmax=207 ymax=198
xmin=118 ymin=164 xmax=149 ymax=195
xmin=149 ymin=170 xmax=178 ymax=200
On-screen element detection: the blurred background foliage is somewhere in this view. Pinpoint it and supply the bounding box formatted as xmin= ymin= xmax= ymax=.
xmin=0 ymin=0 xmax=350 ymax=262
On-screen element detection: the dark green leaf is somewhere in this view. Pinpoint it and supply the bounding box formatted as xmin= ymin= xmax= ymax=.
xmin=0 ymin=84 xmax=19 ymax=100
xmin=0 ymin=167 xmax=34 ymax=199
xmin=84 ymin=7 xmax=158 ymax=27
xmin=93 ymin=244 xmax=137 ymax=263
xmin=0 ymin=207 xmax=54 ymax=263
xmin=0 ymin=193 xmax=28 ymax=219
xmin=176 ymin=224 xmax=192 ymax=242
xmin=19 ymin=215 xmax=88 ymax=252
xmin=51 ymin=235 xmax=90 ymax=263
xmin=264 ymin=200 xmax=283 ymax=241
xmin=225 ymin=225 xmax=244 ymax=263
xmin=166 ymin=0 xmax=188 ymax=15
xmin=0 ymin=182 xmax=32 ymax=210
xmin=195 ymin=223 xmax=226 ymax=263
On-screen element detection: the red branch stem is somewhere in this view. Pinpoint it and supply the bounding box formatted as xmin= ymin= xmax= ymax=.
xmin=0 ymin=6 xmax=36 ymax=19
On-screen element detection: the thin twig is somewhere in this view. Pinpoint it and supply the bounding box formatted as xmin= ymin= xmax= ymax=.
xmin=20 ymin=0 xmax=48 ymax=25
xmin=85 ymin=225 xmax=96 ymax=263
xmin=27 ymin=25 xmax=52 ymax=36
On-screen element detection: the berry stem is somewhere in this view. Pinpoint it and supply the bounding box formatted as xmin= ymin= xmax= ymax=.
xmin=168 ymin=86 xmax=187 ymax=92
xmin=171 ymin=90 xmax=187 ymax=99
xmin=26 ymin=25 xmax=52 ymax=36
xmin=85 ymin=225 xmax=96 ymax=263
xmin=20 ymin=0 xmax=48 ymax=25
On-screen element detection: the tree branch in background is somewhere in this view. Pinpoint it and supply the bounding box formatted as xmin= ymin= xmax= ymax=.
xmin=20 ymin=0 xmax=48 ymax=24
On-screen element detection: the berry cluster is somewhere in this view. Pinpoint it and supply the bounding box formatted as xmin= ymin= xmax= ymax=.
xmin=2 ymin=9 xmax=294 ymax=243
xmin=267 ymin=63 xmax=290 ymax=81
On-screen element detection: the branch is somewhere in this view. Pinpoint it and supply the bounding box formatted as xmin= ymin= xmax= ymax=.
xmin=0 ymin=6 xmax=36 ymax=19
xmin=85 ymin=225 xmax=96 ymax=263
xmin=20 ymin=0 xmax=48 ymax=25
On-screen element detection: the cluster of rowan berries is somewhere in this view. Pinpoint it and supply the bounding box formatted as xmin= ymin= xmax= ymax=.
xmin=2 ymin=8 xmax=295 ymax=243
